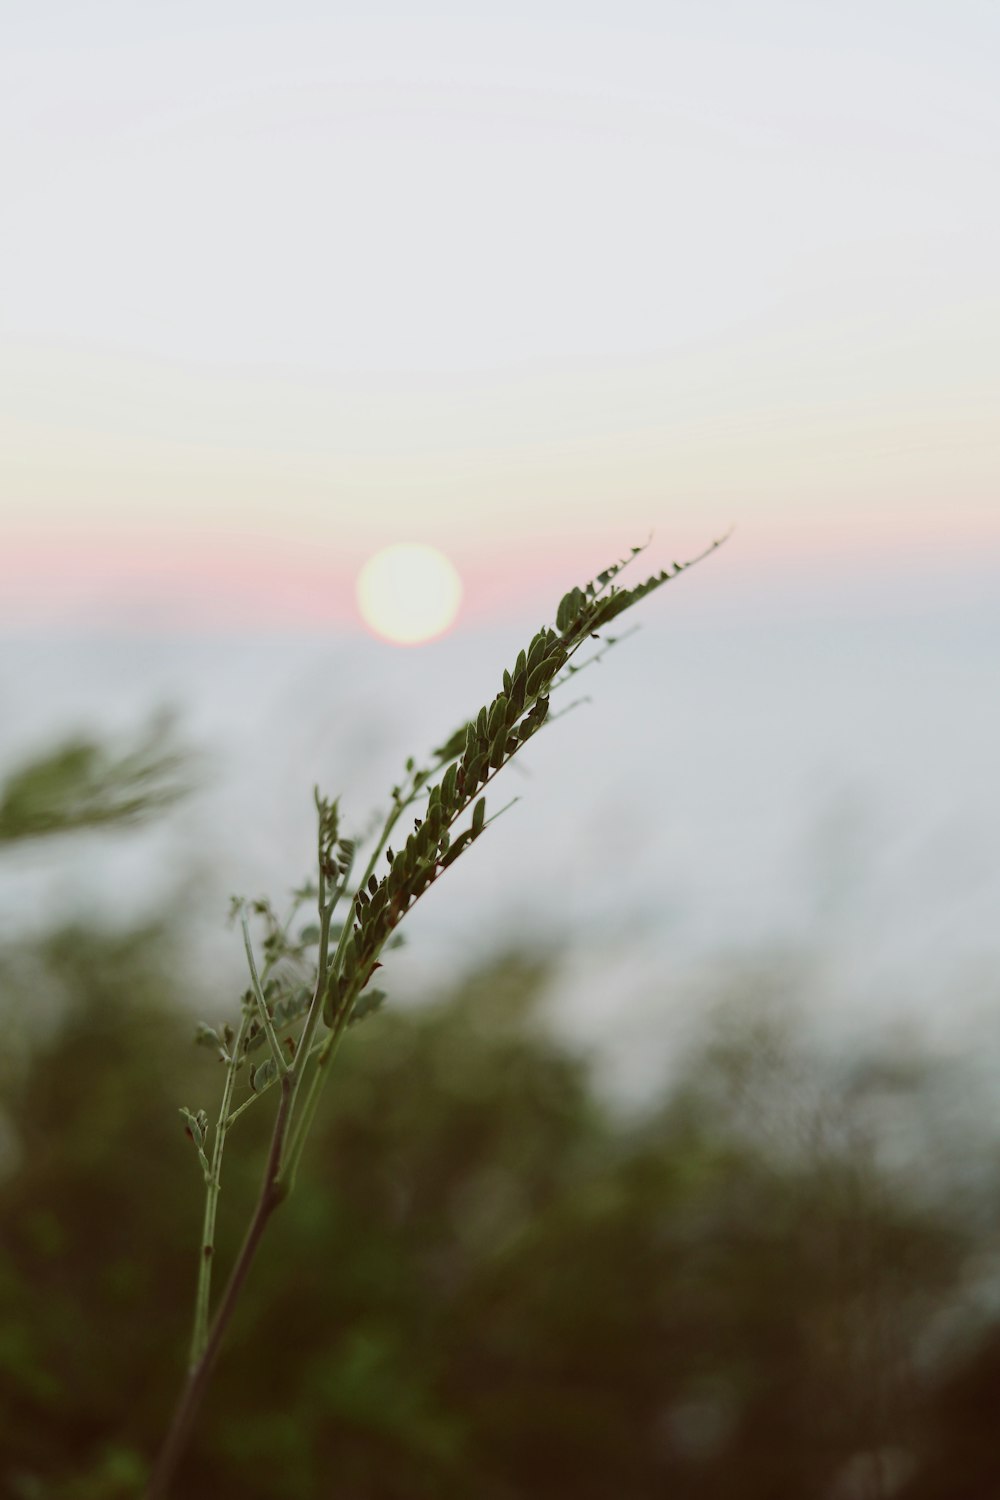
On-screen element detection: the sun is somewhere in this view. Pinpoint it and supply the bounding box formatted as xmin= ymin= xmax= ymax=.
xmin=356 ymin=543 xmax=463 ymax=646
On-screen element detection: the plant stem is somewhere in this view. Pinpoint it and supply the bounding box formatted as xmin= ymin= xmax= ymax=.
xmin=240 ymin=910 xmax=289 ymax=1074
xmin=278 ymin=758 xmax=518 ymax=1194
xmin=277 ymin=775 xmax=423 ymax=1187
xmin=189 ymin=1014 xmax=248 ymax=1368
xmin=279 ymin=624 xmax=604 ymax=1195
xmin=152 ymin=534 xmax=730 ymax=1491
xmin=281 ymin=894 xmax=333 ymax=1157
xmin=276 ymin=1005 xmax=352 ymax=1194
xmin=147 ymin=1072 xmax=294 ymax=1499
xmin=190 ymin=895 xmax=308 ymax=1359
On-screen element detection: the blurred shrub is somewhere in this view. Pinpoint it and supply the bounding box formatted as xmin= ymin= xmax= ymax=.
xmin=0 ymin=718 xmax=190 ymax=845
xmin=1 ymin=924 xmax=998 ymax=1498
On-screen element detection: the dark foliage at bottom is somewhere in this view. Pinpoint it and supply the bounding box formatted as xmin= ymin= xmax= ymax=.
xmin=1 ymin=924 xmax=997 ymax=1499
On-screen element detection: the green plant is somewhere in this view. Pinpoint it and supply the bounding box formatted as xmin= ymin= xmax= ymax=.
xmin=147 ymin=537 xmax=726 ymax=1494
xmin=0 ymin=715 xmax=191 ymax=845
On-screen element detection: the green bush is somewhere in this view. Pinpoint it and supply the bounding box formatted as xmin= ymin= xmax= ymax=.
xmin=0 ymin=922 xmax=991 ymax=1499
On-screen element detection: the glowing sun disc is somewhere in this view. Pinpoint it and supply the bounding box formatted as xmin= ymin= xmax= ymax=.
xmin=356 ymin=544 xmax=463 ymax=645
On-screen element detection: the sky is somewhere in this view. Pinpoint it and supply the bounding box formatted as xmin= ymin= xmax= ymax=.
xmin=2 ymin=4 xmax=999 ymax=1069
xmin=1 ymin=0 xmax=998 ymax=629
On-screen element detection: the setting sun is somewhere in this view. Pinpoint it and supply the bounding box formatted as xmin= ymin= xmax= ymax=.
xmin=356 ymin=543 xmax=463 ymax=646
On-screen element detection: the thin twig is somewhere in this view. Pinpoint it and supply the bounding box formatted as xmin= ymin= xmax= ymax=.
xmin=240 ymin=910 xmax=288 ymax=1075
xmin=147 ymin=1074 xmax=294 ymax=1498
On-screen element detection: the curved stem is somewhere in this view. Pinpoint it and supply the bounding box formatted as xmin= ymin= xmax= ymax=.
xmin=189 ymin=1012 xmax=248 ymax=1368
xmin=147 ymin=1073 xmax=293 ymax=1499
xmin=153 ymin=532 xmax=731 ymax=1491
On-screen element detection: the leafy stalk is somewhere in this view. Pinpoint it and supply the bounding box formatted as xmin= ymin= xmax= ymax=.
xmin=149 ymin=533 xmax=728 ymax=1496
xmin=183 ymin=892 xmax=312 ymax=1367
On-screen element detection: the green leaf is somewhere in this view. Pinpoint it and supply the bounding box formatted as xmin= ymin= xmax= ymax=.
xmin=349 ymin=988 xmax=387 ymax=1026
xmin=526 ymin=654 xmax=561 ymax=700
xmin=433 ymin=724 xmax=469 ymax=761
xmin=272 ymin=985 xmax=312 ymax=1029
xmin=441 ymin=827 xmax=476 ymax=868
xmin=251 ymin=1058 xmax=277 ymax=1094
xmin=555 ymin=587 xmax=586 ymax=633
xmin=465 ymin=752 xmax=487 ymax=789
xmin=525 ymin=632 xmax=549 ymax=674
xmin=486 ymin=694 xmax=508 ymax=739
xmin=488 ymin=722 xmax=508 ymax=769
xmin=179 ymin=1106 xmax=208 ymax=1150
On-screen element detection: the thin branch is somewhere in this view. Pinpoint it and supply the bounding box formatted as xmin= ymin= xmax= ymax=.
xmin=147 ymin=1074 xmax=294 ymax=1498
xmin=240 ymin=909 xmax=288 ymax=1076
xmin=188 ymin=1009 xmax=248 ymax=1368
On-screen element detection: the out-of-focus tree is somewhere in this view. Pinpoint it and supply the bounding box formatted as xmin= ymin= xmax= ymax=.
xmin=2 ymin=920 xmax=998 ymax=1499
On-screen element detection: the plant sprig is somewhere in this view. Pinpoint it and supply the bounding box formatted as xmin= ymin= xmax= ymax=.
xmin=150 ymin=532 xmax=727 ymax=1497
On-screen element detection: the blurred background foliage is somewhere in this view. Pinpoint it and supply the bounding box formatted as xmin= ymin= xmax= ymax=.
xmin=0 ymin=717 xmax=191 ymax=846
xmin=3 ymin=925 xmax=1000 ymax=1499
xmin=2 ymin=738 xmax=1000 ymax=1498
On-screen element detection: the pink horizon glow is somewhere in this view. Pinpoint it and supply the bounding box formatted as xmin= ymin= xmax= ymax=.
xmin=1 ymin=516 xmax=998 ymax=634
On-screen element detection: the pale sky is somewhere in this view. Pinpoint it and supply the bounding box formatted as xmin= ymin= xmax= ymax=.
xmin=2 ymin=0 xmax=998 ymax=626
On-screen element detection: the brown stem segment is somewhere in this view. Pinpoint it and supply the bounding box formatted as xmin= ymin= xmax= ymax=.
xmin=146 ymin=1073 xmax=293 ymax=1499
